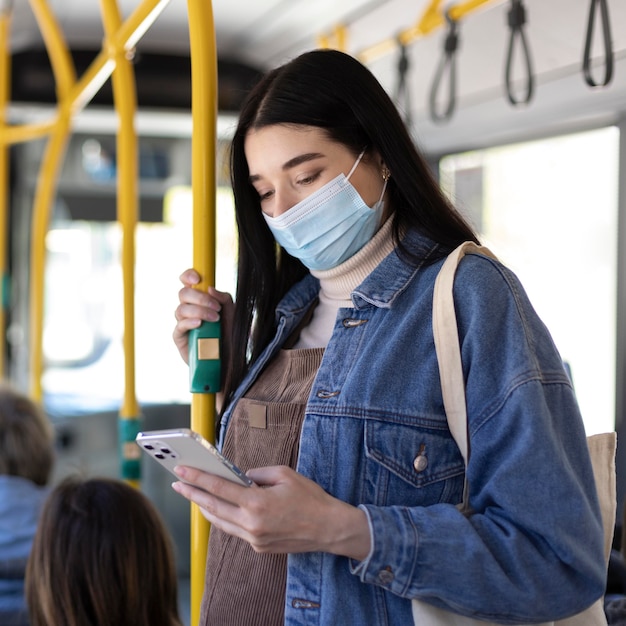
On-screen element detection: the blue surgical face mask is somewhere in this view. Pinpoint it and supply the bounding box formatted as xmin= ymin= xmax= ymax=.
xmin=262 ymin=151 xmax=388 ymax=271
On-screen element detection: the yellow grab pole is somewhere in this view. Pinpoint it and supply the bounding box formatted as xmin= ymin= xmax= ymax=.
xmin=27 ymin=0 xmax=76 ymax=400
xmin=100 ymin=0 xmax=141 ymax=485
xmin=23 ymin=0 xmax=170 ymax=401
xmin=358 ymin=0 xmax=503 ymax=64
xmin=115 ymin=0 xmax=170 ymax=51
xmin=2 ymin=120 xmax=57 ymax=144
xmin=29 ymin=117 xmax=72 ymax=401
xmin=71 ymin=0 xmax=170 ymax=112
xmin=29 ymin=0 xmax=75 ymax=100
xmin=0 ymin=7 xmax=10 ymax=378
xmin=449 ymin=0 xmax=501 ymax=19
xmin=317 ymin=24 xmax=349 ymax=51
xmin=187 ymin=0 xmax=218 ymax=622
xmin=5 ymin=0 xmax=170 ymax=146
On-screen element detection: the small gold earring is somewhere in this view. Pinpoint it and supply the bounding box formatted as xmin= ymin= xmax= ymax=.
xmin=382 ymin=165 xmax=391 ymax=182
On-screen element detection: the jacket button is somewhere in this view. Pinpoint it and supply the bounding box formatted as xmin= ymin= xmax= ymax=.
xmin=377 ymin=566 xmax=394 ymax=585
xmin=413 ymin=444 xmax=428 ymax=472
xmin=342 ymin=318 xmax=368 ymax=328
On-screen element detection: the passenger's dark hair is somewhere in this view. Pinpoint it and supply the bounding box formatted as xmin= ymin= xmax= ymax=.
xmin=25 ymin=476 xmax=183 ymax=626
xmin=223 ymin=48 xmax=478 ymax=410
xmin=0 ymin=381 xmax=54 ymax=485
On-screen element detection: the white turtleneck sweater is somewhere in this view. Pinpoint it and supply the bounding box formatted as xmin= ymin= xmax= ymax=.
xmin=293 ymin=217 xmax=396 ymax=349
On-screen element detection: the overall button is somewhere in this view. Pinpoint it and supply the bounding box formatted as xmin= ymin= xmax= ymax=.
xmin=316 ymin=389 xmax=340 ymax=398
xmin=292 ymin=598 xmax=321 ymax=609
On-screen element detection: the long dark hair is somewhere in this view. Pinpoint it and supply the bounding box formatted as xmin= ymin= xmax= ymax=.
xmin=223 ymin=48 xmax=478 ymax=409
xmin=25 ymin=477 xmax=182 ymax=626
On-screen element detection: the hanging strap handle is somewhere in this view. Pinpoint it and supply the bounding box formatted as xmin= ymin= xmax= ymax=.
xmin=432 ymin=242 xmax=498 ymax=506
xmin=505 ymin=0 xmax=534 ymax=106
xmin=394 ymin=39 xmax=412 ymax=128
xmin=582 ymin=0 xmax=614 ymax=88
xmin=429 ymin=11 xmax=459 ymax=124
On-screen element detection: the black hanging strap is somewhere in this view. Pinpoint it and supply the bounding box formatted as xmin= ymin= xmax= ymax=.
xmin=505 ymin=0 xmax=534 ymax=106
xmin=429 ymin=12 xmax=459 ymax=124
xmin=394 ymin=39 xmax=412 ymax=128
xmin=582 ymin=0 xmax=614 ymax=88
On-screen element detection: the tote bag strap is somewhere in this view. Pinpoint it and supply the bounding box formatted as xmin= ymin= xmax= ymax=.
xmin=432 ymin=240 xmax=617 ymax=564
xmin=432 ymin=241 xmax=498 ymax=466
xmin=429 ymin=241 xmax=614 ymax=626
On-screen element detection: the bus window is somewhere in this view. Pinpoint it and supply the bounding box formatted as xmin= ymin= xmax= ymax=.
xmin=440 ymin=126 xmax=619 ymax=435
xmin=39 ymin=132 xmax=237 ymax=416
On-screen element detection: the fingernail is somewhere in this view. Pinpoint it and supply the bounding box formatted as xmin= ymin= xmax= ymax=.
xmin=173 ymin=465 xmax=186 ymax=477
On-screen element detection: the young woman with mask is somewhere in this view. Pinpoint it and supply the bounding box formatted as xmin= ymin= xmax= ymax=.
xmin=172 ymin=49 xmax=605 ymax=625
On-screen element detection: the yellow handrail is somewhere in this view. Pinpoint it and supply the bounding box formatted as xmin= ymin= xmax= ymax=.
xmin=100 ymin=0 xmax=141 ymax=485
xmin=3 ymin=0 xmax=218 ymax=618
xmin=71 ymin=0 xmax=170 ymax=111
xmin=3 ymin=0 xmax=169 ymax=150
xmin=318 ymin=0 xmax=504 ymax=64
xmin=29 ymin=0 xmax=76 ymax=100
xmin=187 ymin=0 xmax=218 ymax=622
xmin=20 ymin=0 xmax=171 ymax=401
xmin=317 ymin=24 xmax=349 ymax=51
xmin=1 ymin=120 xmax=57 ymax=144
xmin=28 ymin=119 xmax=72 ymax=401
xmin=0 ymin=9 xmax=10 ymax=378
xmin=27 ymin=0 xmax=76 ymax=400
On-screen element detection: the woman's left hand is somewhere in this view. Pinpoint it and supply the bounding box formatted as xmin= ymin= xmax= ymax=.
xmin=172 ymin=465 xmax=371 ymax=560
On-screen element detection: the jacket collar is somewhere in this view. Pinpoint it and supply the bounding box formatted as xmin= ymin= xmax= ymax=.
xmin=274 ymin=229 xmax=439 ymax=316
xmin=351 ymin=229 xmax=439 ymax=309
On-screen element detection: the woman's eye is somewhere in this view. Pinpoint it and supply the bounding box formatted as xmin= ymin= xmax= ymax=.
xmin=258 ymin=190 xmax=274 ymax=202
xmin=298 ymin=171 xmax=321 ymax=186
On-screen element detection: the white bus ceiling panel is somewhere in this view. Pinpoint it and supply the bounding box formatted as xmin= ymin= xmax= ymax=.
xmin=6 ymin=0 xmax=626 ymax=157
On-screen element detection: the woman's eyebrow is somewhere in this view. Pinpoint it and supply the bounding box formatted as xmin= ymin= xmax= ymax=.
xmin=282 ymin=152 xmax=325 ymax=170
xmin=249 ymin=152 xmax=325 ymax=183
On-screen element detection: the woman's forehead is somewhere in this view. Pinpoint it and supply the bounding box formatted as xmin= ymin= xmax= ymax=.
xmin=245 ymin=124 xmax=331 ymax=150
xmin=244 ymin=125 xmax=347 ymax=173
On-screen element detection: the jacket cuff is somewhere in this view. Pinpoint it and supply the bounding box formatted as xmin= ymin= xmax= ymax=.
xmin=349 ymin=504 xmax=420 ymax=596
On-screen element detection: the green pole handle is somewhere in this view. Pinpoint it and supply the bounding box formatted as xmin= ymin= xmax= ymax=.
xmin=189 ymin=320 xmax=221 ymax=393
xmin=119 ymin=417 xmax=141 ymax=481
xmin=1 ymin=273 xmax=9 ymax=309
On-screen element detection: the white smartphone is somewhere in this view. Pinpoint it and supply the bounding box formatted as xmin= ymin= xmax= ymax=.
xmin=136 ymin=428 xmax=253 ymax=487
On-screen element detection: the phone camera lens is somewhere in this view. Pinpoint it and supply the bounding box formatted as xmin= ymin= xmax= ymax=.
xmin=161 ymin=448 xmax=171 ymax=454
xmin=144 ymin=444 xmax=154 ymax=450
xmin=155 ymin=453 xmax=165 ymax=459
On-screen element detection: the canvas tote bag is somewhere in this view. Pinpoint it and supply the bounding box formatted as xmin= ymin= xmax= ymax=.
xmin=411 ymin=241 xmax=616 ymax=626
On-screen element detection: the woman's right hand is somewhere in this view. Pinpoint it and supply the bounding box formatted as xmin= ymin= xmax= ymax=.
xmin=173 ymin=269 xmax=234 ymax=365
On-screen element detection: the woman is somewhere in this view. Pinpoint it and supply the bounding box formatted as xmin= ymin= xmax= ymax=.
xmin=25 ymin=477 xmax=183 ymax=626
xmin=172 ymin=49 xmax=605 ymax=625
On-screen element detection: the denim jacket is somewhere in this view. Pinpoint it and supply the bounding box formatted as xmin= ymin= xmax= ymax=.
xmin=218 ymin=230 xmax=605 ymax=625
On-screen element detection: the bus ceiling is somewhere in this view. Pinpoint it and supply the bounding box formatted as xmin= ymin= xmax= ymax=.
xmin=4 ymin=0 xmax=626 ymax=156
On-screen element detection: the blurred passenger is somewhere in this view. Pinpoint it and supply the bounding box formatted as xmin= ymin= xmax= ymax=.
xmin=0 ymin=382 xmax=54 ymax=626
xmin=605 ymin=507 xmax=626 ymax=625
xmin=25 ymin=476 xmax=183 ymax=626
xmin=605 ymin=551 xmax=626 ymax=625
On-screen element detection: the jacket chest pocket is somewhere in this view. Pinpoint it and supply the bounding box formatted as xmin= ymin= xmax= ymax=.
xmin=363 ymin=419 xmax=465 ymax=507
